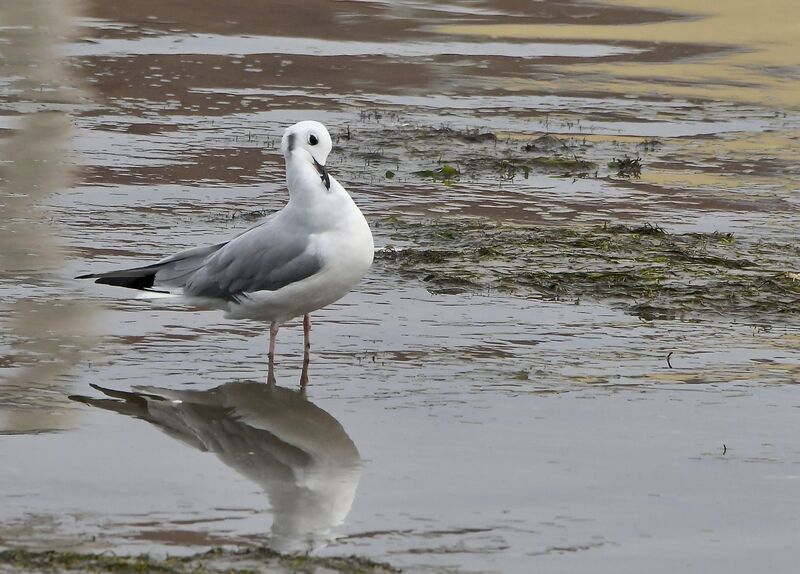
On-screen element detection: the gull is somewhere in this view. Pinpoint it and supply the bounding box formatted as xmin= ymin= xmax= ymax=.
xmin=78 ymin=121 xmax=374 ymax=377
xmin=70 ymin=376 xmax=361 ymax=552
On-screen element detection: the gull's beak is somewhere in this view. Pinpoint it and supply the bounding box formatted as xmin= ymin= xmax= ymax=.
xmin=313 ymin=156 xmax=331 ymax=190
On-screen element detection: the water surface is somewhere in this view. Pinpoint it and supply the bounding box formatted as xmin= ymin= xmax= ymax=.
xmin=1 ymin=1 xmax=799 ymax=572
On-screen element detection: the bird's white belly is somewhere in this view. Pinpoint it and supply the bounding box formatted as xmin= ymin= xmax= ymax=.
xmin=224 ymin=218 xmax=373 ymax=324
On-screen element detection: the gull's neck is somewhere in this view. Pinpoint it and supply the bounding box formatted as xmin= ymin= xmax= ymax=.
xmin=286 ymin=154 xmax=325 ymax=196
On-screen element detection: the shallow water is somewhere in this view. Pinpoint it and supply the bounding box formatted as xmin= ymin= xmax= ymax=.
xmin=2 ymin=1 xmax=800 ymax=572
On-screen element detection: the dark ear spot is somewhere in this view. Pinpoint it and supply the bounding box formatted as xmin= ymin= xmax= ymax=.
xmin=287 ymin=133 xmax=296 ymax=151
xmin=309 ymin=134 xmax=318 ymax=146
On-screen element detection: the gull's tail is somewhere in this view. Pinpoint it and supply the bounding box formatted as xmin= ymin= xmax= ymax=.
xmin=76 ymin=242 xmax=227 ymax=292
xmin=76 ymin=263 xmax=164 ymax=289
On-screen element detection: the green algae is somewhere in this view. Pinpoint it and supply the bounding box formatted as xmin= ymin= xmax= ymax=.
xmin=338 ymin=121 xmax=656 ymax=183
xmin=413 ymin=164 xmax=460 ymax=182
xmin=530 ymin=156 xmax=594 ymax=172
xmin=374 ymin=218 xmax=800 ymax=321
xmin=0 ymin=548 xmax=399 ymax=574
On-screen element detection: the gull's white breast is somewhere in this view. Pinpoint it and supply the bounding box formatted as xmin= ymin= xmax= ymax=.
xmin=225 ymin=178 xmax=373 ymax=323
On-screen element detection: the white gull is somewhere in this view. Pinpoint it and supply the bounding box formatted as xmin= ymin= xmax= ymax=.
xmin=78 ymin=120 xmax=374 ymax=373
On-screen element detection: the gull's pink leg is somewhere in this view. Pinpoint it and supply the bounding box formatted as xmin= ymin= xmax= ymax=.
xmin=300 ymin=355 xmax=309 ymax=393
xmin=301 ymin=314 xmax=311 ymax=389
xmin=303 ymin=314 xmax=311 ymax=358
xmin=268 ymin=322 xmax=279 ymax=359
xmin=267 ymin=322 xmax=279 ymax=385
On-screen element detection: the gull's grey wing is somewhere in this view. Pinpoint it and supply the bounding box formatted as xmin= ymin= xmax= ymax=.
xmin=134 ymin=212 xmax=282 ymax=289
xmin=184 ymin=217 xmax=322 ymax=300
xmin=76 ymin=211 xmax=288 ymax=293
xmin=77 ymin=242 xmax=228 ymax=290
xmin=153 ymin=242 xmax=229 ymax=288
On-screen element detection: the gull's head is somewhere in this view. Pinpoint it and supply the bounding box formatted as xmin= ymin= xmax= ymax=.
xmin=281 ymin=120 xmax=333 ymax=190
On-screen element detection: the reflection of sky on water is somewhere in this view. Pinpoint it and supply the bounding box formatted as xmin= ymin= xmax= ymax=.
xmin=67 ymin=34 xmax=641 ymax=58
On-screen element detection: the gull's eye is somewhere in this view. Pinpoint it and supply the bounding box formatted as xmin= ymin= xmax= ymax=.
xmin=309 ymin=134 xmax=318 ymax=146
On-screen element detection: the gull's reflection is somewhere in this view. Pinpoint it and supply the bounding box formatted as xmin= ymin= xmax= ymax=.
xmin=70 ymin=374 xmax=361 ymax=553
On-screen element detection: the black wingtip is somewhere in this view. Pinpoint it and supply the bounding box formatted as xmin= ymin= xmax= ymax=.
xmin=94 ymin=274 xmax=156 ymax=289
xmin=75 ymin=273 xmax=96 ymax=280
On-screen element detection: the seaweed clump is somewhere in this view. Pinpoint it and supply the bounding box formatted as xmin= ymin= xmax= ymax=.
xmin=608 ymin=156 xmax=642 ymax=178
xmin=0 ymin=548 xmax=400 ymax=574
xmin=374 ymin=217 xmax=800 ymax=321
